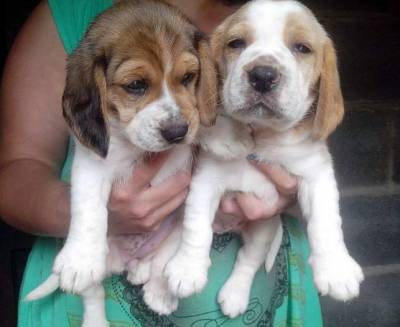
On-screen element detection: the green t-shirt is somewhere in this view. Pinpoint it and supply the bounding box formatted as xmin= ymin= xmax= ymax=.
xmin=18 ymin=1 xmax=323 ymax=326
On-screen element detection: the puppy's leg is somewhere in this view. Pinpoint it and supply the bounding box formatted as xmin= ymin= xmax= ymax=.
xmin=53 ymin=144 xmax=112 ymax=294
xmin=165 ymin=162 xmax=224 ymax=298
xmin=81 ymin=285 xmax=109 ymax=327
xmin=218 ymin=217 xmax=281 ymax=318
xmin=142 ymin=225 xmax=181 ymax=315
xmin=126 ymin=259 xmax=152 ymax=286
xmin=298 ymin=159 xmax=364 ymax=301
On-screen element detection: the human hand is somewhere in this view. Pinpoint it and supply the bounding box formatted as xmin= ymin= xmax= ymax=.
xmin=108 ymin=152 xmax=191 ymax=235
xmin=219 ymin=159 xmax=298 ymax=220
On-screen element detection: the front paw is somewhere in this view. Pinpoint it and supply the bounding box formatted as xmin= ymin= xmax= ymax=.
xmin=218 ymin=278 xmax=251 ymax=318
xmin=143 ymin=277 xmax=178 ymax=315
xmin=127 ymin=260 xmax=151 ymax=285
xmin=164 ymin=252 xmax=211 ymax=298
xmin=309 ymin=252 xmax=364 ymax=301
xmin=53 ymin=243 xmax=107 ymax=294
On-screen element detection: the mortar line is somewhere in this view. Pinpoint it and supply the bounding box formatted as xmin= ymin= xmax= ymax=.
xmin=386 ymin=111 xmax=396 ymax=191
xmin=363 ymin=264 xmax=400 ymax=277
xmin=340 ymin=184 xmax=400 ymax=198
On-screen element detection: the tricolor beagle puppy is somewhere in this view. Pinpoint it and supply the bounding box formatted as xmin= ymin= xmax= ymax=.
xmin=165 ymin=0 xmax=364 ymax=318
xmin=26 ymin=0 xmax=217 ymax=325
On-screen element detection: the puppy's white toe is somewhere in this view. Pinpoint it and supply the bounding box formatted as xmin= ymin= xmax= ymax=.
xmin=164 ymin=254 xmax=210 ymax=298
xmin=218 ymin=278 xmax=250 ymax=318
xmin=127 ymin=260 xmax=151 ymax=285
xmin=54 ymin=244 xmax=107 ymax=294
xmin=310 ymin=252 xmax=364 ymax=301
xmin=143 ymin=277 xmax=178 ymax=315
xmin=82 ymin=318 xmax=109 ymax=327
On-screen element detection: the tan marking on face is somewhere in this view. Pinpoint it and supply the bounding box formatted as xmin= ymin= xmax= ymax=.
xmin=99 ymin=16 xmax=202 ymax=132
xmin=67 ymin=0 xmax=218 ymax=151
xmin=284 ymin=12 xmax=325 ymax=90
xmin=211 ymin=7 xmax=251 ymax=79
xmin=63 ymin=0 xmax=217 ymax=154
xmin=167 ymin=51 xmax=201 ymax=138
xmin=210 ymin=2 xmax=343 ymax=140
xmin=280 ymin=11 xmax=323 ymax=136
xmin=224 ymin=22 xmax=254 ymax=61
xmin=108 ymin=58 xmax=163 ymax=124
xmin=283 ymin=12 xmax=344 ymax=139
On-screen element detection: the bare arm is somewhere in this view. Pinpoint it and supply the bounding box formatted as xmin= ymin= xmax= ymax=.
xmin=0 ymin=1 xmax=70 ymax=236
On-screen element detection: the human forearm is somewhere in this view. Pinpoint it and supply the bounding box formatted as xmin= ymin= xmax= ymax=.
xmin=0 ymin=155 xmax=191 ymax=238
xmin=0 ymin=159 xmax=70 ymax=237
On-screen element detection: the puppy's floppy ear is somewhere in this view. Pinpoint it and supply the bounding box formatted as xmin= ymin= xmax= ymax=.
xmin=210 ymin=14 xmax=233 ymax=78
xmin=195 ymin=32 xmax=218 ymax=126
xmin=312 ymin=38 xmax=344 ymax=140
xmin=62 ymin=47 xmax=109 ymax=158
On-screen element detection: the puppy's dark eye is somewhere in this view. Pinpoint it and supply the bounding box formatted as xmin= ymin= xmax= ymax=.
xmin=181 ymin=72 xmax=196 ymax=86
xmin=293 ymin=43 xmax=312 ymax=54
xmin=227 ymin=38 xmax=246 ymax=49
xmin=124 ymin=79 xmax=148 ymax=96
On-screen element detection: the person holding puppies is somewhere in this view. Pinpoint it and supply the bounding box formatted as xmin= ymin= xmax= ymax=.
xmin=0 ymin=0 xmax=322 ymax=326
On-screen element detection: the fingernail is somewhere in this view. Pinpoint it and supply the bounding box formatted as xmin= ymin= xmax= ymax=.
xmin=247 ymin=153 xmax=259 ymax=161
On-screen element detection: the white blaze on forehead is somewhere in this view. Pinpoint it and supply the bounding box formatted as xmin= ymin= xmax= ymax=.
xmin=163 ymin=56 xmax=180 ymax=117
xmin=162 ymin=79 xmax=180 ymax=116
xmin=244 ymin=0 xmax=303 ymax=48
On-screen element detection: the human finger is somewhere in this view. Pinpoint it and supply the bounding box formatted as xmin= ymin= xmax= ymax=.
xmin=235 ymin=192 xmax=294 ymax=221
xmin=133 ymin=188 xmax=189 ymax=232
xmin=129 ymin=151 xmax=171 ymax=191
xmin=248 ymin=159 xmax=298 ymax=195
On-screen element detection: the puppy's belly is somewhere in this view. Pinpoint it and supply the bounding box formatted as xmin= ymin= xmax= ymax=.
xmin=106 ymin=212 xmax=182 ymax=274
xmin=104 ymin=145 xmax=191 ymax=274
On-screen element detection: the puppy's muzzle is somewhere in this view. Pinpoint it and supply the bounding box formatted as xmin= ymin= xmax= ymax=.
xmin=160 ymin=119 xmax=189 ymax=143
xmin=248 ymin=65 xmax=280 ymax=94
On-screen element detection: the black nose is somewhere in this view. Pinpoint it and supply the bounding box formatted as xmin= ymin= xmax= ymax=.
xmin=160 ymin=120 xmax=188 ymax=143
xmin=248 ymin=66 xmax=280 ymax=93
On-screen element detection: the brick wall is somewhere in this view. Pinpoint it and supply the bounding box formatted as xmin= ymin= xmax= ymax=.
xmin=307 ymin=2 xmax=400 ymax=326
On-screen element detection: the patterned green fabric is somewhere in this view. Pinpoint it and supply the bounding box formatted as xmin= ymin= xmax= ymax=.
xmin=18 ymin=1 xmax=323 ymax=326
xmin=19 ymin=216 xmax=322 ymax=327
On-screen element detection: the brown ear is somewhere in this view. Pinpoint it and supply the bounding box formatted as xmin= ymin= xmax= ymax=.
xmin=312 ymin=38 xmax=345 ymax=140
xmin=62 ymin=50 xmax=109 ymax=158
xmin=196 ymin=35 xmax=218 ymax=126
xmin=210 ymin=18 xmax=229 ymax=78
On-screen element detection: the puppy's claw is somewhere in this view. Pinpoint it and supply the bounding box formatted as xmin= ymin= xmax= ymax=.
xmin=53 ymin=244 xmax=107 ymax=294
xmin=310 ymin=252 xmax=364 ymax=301
xmin=164 ymin=253 xmax=210 ymax=298
xmin=143 ymin=277 xmax=178 ymax=315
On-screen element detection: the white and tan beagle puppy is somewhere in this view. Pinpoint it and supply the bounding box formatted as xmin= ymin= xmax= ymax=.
xmin=165 ymin=0 xmax=364 ymax=318
xmin=26 ymin=0 xmax=217 ymax=325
